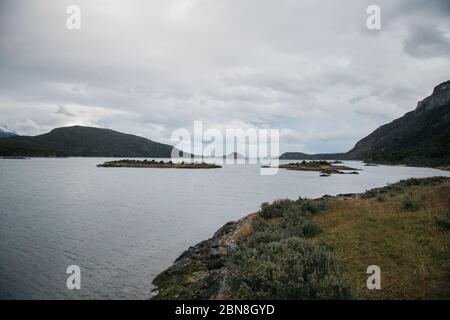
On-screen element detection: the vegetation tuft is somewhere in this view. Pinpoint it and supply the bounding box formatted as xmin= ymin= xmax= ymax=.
xmin=401 ymin=193 xmax=422 ymax=211
xmin=436 ymin=213 xmax=450 ymax=230
xmin=228 ymin=197 xmax=350 ymax=299
xmin=228 ymin=237 xmax=351 ymax=299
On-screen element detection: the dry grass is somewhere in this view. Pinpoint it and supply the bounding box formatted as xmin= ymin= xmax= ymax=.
xmin=233 ymin=213 xmax=257 ymax=241
xmin=313 ymin=182 xmax=450 ymax=299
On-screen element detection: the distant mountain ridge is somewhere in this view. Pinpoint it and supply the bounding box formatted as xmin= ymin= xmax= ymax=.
xmin=0 ymin=126 xmax=178 ymax=157
xmin=279 ymin=152 xmax=345 ymax=160
xmin=0 ymin=128 xmax=17 ymax=138
xmin=282 ymin=80 xmax=450 ymax=167
xmin=1 ymin=81 xmax=449 ymax=165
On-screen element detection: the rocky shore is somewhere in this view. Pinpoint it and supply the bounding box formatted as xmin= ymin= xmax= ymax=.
xmin=151 ymin=214 xmax=255 ymax=299
xmin=150 ymin=177 xmax=450 ymax=300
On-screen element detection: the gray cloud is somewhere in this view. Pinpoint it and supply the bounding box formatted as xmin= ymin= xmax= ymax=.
xmin=395 ymin=0 xmax=450 ymax=16
xmin=403 ymin=24 xmax=450 ymax=58
xmin=55 ymin=105 xmax=75 ymax=117
xmin=0 ymin=0 xmax=449 ymax=153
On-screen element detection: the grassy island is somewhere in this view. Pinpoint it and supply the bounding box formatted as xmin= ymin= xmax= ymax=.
xmin=279 ymin=160 xmax=360 ymax=175
xmin=152 ymin=177 xmax=450 ymax=300
xmin=97 ymin=159 xmax=221 ymax=169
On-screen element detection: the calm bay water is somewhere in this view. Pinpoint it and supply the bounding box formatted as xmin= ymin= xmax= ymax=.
xmin=0 ymin=158 xmax=449 ymax=299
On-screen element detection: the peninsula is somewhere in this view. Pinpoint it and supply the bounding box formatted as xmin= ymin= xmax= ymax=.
xmin=152 ymin=177 xmax=450 ymax=300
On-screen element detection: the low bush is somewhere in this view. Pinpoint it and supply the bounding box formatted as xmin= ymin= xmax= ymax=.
xmin=398 ymin=177 xmax=448 ymax=187
xmin=228 ymin=196 xmax=345 ymax=299
xmin=260 ymin=199 xmax=294 ymax=219
xmin=401 ymin=193 xmax=422 ymax=211
xmin=259 ymin=198 xmax=329 ymax=220
xmin=300 ymin=198 xmax=329 ymax=214
xmin=242 ymin=220 xmax=283 ymax=248
xmin=281 ymin=209 xmax=322 ymax=238
xmin=228 ymin=237 xmax=351 ymax=299
xmin=436 ymin=214 xmax=450 ymax=230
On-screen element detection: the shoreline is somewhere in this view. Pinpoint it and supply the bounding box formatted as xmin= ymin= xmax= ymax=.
xmin=1 ymin=155 xmax=449 ymax=171
xmin=151 ymin=176 xmax=450 ymax=300
xmin=151 ymin=213 xmax=256 ymax=299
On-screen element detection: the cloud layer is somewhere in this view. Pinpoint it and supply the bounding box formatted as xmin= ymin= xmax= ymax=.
xmin=1 ymin=0 xmax=449 ymax=153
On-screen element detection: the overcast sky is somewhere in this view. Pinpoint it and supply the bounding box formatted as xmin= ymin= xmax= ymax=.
xmin=0 ymin=0 xmax=449 ymax=153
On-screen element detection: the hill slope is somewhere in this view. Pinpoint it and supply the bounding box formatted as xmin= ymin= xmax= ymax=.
xmin=346 ymin=80 xmax=450 ymax=166
xmin=0 ymin=126 xmax=177 ymax=157
xmin=279 ymin=152 xmax=345 ymax=160
xmin=281 ymin=80 xmax=450 ymax=167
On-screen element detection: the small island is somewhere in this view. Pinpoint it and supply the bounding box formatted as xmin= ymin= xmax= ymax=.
xmin=279 ymin=160 xmax=360 ymax=176
xmin=364 ymin=163 xmax=379 ymax=167
xmin=97 ymin=159 xmax=221 ymax=169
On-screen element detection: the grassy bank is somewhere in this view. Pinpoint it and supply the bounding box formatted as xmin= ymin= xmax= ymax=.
xmin=152 ymin=177 xmax=450 ymax=299
xmin=313 ymin=177 xmax=450 ymax=299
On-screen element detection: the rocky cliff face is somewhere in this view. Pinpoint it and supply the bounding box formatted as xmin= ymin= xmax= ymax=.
xmin=416 ymin=80 xmax=450 ymax=112
xmin=346 ymin=80 xmax=450 ymax=166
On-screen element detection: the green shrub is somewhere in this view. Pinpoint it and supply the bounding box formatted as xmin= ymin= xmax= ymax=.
xmin=401 ymin=193 xmax=421 ymax=211
xmin=301 ymin=220 xmax=322 ymax=237
xmin=260 ymin=198 xmax=329 ymax=220
xmin=300 ymin=198 xmax=329 ymax=214
xmin=243 ymin=219 xmax=283 ymax=247
xmin=243 ymin=228 xmax=283 ymax=247
xmin=436 ymin=214 xmax=450 ymax=230
xmin=260 ymin=199 xmax=294 ymax=219
xmin=398 ymin=177 xmax=448 ymax=187
xmin=281 ymin=209 xmax=322 ymax=238
xmin=362 ymin=190 xmax=377 ymax=199
xmin=228 ymin=237 xmax=351 ymax=299
xmin=232 ymin=197 xmax=341 ymax=299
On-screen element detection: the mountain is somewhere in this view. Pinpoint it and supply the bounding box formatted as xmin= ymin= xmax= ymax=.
xmin=2 ymin=81 xmax=449 ymax=164
xmin=346 ymin=80 xmax=450 ymax=166
xmin=223 ymin=152 xmax=247 ymax=159
xmin=281 ymin=80 xmax=450 ymax=167
xmin=0 ymin=128 xmax=17 ymax=138
xmin=0 ymin=126 xmax=179 ymax=157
